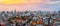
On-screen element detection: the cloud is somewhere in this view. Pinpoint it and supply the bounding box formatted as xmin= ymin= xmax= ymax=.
xmin=51 ymin=0 xmax=60 ymax=1
xmin=44 ymin=0 xmax=60 ymax=4
xmin=46 ymin=1 xmax=60 ymax=4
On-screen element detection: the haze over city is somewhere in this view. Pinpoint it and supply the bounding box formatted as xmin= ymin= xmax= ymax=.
xmin=0 ymin=0 xmax=60 ymax=11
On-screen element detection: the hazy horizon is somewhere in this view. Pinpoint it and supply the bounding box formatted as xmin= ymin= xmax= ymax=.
xmin=0 ymin=0 xmax=60 ymax=11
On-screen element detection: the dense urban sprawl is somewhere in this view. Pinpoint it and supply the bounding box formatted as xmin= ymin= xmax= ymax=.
xmin=0 ymin=10 xmax=60 ymax=26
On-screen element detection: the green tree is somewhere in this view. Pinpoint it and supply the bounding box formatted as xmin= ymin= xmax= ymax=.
xmin=8 ymin=16 xmax=16 ymax=23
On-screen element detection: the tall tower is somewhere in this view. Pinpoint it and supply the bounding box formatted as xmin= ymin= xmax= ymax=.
xmin=14 ymin=9 xmax=16 ymax=14
xmin=14 ymin=9 xmax=17 ymax=16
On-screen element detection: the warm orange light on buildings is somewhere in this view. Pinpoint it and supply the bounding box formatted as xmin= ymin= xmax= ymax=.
xmin=32 ymin=22 xmax=37 ymax=25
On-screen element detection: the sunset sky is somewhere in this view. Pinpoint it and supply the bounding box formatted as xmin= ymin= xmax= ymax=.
xmin=0 ymin=0 xmax=60 ymax=11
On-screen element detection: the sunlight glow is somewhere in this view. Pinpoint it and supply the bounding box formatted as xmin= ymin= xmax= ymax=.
xmin=0 ymin=0 xmax=43 ymax=4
